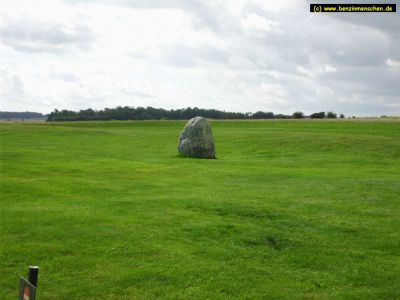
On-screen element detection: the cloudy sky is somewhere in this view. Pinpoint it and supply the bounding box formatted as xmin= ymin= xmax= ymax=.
xmin=0 ymin=0 xmax=399 ymax=116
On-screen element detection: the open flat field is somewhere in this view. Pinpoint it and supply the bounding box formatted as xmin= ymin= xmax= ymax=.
xmin=1 ymin=120 xmax=399 ymax=299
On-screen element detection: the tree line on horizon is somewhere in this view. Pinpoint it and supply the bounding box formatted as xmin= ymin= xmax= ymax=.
xmin=0 ymin=111 xmax=45 ymax=120
xmin=45 ymin=107 xmax=344 ymax=121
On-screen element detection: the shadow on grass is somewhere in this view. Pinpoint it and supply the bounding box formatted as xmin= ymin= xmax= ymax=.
xmin=173 ymin=154 xmax=218 ymax=159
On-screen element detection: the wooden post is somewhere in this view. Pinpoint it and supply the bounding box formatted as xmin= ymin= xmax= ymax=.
xmin=28 ymin=266 xmax=39 ymax=287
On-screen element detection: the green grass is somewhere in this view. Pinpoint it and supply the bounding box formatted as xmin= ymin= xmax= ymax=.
xmin=1 ymin=119 xmax=399 ymax=299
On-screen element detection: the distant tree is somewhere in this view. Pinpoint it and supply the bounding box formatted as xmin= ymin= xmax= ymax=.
xmin=340 ymin=114 xmax=345 ymax=119
xmin=327 ymin=112 xmax=337 ymax=119
xmin=310 ymin=112 xmax=325 ymax=119
xmin=251 ymin=111 xmax=274 ymax=119
xmin=292 ymin=111 xmax=304 ymax=119
xmin=264 ymin=112 xmax=275 ymax=119
xmin=275 ymin=114 xmax=290 ymax=119
xmin=45 ymin=106 xmax=314 ymax=121
xmin=78 ymin=108 xmax=96 ymax=120
xmin=0 ymin=111 xmax=44 ymax=120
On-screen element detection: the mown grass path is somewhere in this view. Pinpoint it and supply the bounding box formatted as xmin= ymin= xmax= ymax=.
xmin=1 ymin=120 xmax=399 ymax=299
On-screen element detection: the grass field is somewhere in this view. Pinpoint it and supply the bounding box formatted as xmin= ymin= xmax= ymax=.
xmin=1 ymin=119 xmax=399 ymax=299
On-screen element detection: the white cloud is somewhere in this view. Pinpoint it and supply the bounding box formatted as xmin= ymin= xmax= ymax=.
xmin=241 ymin=13 xmax=282 ymax=33
xmin=385 ymin=58 xmax=400 ymax=68
xmin=0 ymin=71 xmax=25 ymax=100
xmin=324 ymin=65 xmax=337 ymax=73
xmin=296 ymin=64 xmax=337 ymax=78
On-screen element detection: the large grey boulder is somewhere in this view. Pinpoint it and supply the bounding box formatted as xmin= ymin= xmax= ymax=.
xmin=178 ymin=116 xmax=216 ymax=159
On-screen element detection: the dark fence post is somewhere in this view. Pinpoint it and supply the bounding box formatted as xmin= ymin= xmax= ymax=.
xmin=28 ymin=266 xmax=39 ymax=287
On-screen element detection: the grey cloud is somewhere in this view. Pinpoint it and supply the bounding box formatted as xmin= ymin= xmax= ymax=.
xmin=0 ymin=17 xmax=95 ymax=53
xmin=241 ymin=4 xmax=394 ymax=68
xmin=325 ymin=67 xmax=400 ymax=99
xmin=334 ymin=14 xmax=400 ymax=36
xmin=212 ymin=6 xmax=399 ymax=115
xmin=316 ymin=0 xmax=400 ymax=37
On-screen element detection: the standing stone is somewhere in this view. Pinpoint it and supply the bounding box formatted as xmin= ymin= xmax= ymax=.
xmin=178 ymin=116 xmax=216 ymax=159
